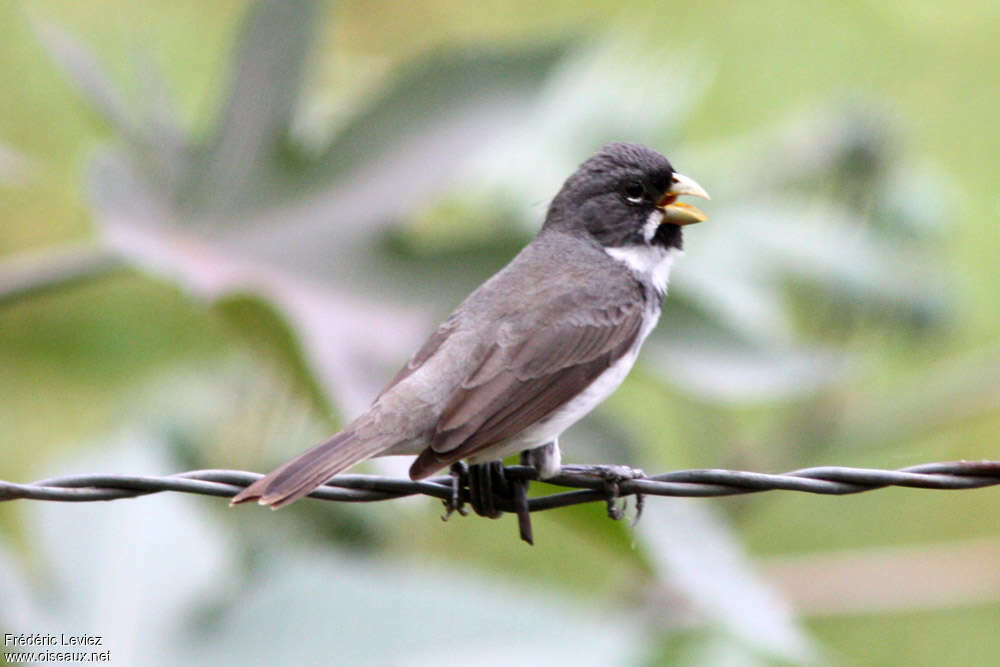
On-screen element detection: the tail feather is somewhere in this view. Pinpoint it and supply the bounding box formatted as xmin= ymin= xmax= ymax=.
xmin=231 ymin=428 xmax=388 ymax=508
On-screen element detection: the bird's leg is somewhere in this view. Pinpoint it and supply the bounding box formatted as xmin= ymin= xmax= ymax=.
xmin=524 ymin=440 xmax=561 ymax=480
xmin=442 ymin=461 xmax=469 ymax=520
xmin=559 ymin=463 xmax=646 ymax=524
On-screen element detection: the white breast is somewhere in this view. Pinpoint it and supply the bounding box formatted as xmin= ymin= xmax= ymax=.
xmin=604 ymin=244 xmax=679 ymax=296
xmin=468 ymin=241 xmax=678 ymax=463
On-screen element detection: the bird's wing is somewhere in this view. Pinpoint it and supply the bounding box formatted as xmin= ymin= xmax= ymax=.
xmin=408 ymin=296 xmax=645 ymax=479
xmin=375 ymin=314 xmax=459 ymax=400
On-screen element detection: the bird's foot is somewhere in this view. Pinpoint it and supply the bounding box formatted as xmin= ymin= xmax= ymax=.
xmin=560 ymin=464 xmax=646 ymax=524
xmin=524 ymin=440 xmax=561 ymax=480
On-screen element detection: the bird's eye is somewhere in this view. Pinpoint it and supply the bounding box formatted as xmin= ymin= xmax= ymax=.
xmin=623 ymin=181 xmax=645 ymax=204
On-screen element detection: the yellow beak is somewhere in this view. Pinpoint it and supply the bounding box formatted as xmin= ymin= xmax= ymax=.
xmin=658 ymin=172 xmax=710 ymax=225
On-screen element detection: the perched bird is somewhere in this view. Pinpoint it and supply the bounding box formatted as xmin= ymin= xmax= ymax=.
xmin=232 ymin=142 xmax=708 ymax=509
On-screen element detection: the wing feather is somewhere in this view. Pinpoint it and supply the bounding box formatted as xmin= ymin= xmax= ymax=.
xmin=408 ymin=300 xmax=646 ymax=479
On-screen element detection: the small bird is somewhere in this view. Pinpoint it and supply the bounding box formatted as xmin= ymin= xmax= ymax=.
xmin=232 ymin=143 xmax=708 ymax=509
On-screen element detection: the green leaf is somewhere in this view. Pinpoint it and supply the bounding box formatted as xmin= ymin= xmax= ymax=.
xmin=28 ymin=12 xmax=136 ymax=138
xmin=184 ymin=0 xmax=322 ymax=216
xmin=212 ymin=292 xmax=334 ymax=421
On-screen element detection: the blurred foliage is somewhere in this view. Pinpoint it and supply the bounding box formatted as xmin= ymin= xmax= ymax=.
xmin=2 ymin=0 xmax=1000 ymax=664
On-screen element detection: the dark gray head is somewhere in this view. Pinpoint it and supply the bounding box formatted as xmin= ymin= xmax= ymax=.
xmin=544 ymin=142 xmax=709 ymax=251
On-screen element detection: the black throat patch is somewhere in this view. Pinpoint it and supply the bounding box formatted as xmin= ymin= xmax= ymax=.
xmin=652 ymin=223 xmax=683 ymax=251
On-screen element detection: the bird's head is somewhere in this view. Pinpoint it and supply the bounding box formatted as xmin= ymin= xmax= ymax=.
xmin=545 ymin=142 xmax=709 ymax=251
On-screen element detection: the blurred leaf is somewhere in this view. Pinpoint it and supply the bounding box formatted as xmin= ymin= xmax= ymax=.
xmin=303 ymin=40 xmax=570 ymax=193
xmin=531 ymin=486 xmax=647 ymax=561
xmin=89 ymin=208 xmax=428 ymax=416
xmin=0 ymin=243 xmax=125 ymax=305
xmin=834 ymin=345 xmax=1000 ymax=453
xmin=676 ymin=106 xmax=951 ymax=324
xmin=212 ymin=293 xmax=333 ymax=420
xmin=28 ymin=12 xmax=136 ymax=138
xmin=0 ymin=434 xmax=232 ymax=665
xmin=647 ymin=341 xmax=842 ymax=404
xmin=636 ymin=499 xmax=817 ymax=664
xmin=185 ymin=0 xmax=321 ymax=217
xmin=27 ymin=8 xmax=189 ymax=197
xmin=223 ymin=39 xmax=571 ymax=290
xmin=182 ymin=550 xmax=645 ymax=666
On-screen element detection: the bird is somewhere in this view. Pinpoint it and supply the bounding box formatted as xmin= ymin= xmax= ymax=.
xmin=231 ymin=142 xmax=709 ymax=509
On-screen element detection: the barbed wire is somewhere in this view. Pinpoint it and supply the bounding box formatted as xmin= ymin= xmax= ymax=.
xmin=2 ymin=460 xmax=997 ymax=505
xmin=3 ymin=460 xmax=998 ymax=543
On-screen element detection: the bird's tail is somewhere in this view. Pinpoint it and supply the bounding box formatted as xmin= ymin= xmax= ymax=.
xmin=230 ymin=427 xmax=388 ymax=508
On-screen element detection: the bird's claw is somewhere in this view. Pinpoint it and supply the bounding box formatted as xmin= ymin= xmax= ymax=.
xmin=561 ymin=464 xmax=646 ymax=524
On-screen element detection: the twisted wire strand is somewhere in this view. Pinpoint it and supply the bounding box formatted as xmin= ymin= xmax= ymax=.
xmin=1 ymin=461 xmax=998 ymax=512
